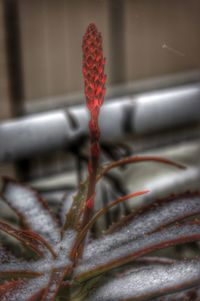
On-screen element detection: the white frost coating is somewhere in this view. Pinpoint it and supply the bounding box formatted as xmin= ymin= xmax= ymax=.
xmin=1 ymin=182 xmax=80 ymax=299
xmin=42 ymin=269 xmax=66 ymax=300
xmin=0 ymin=230 xmax=76 ymax=287
xmin=79 ymin=195 xmax=200 ymax=261
xmin=0 ymin=258 xmax=69 ymax=274
xmin=56 ymin=229 xmax=76 ymax=261
xmin=76 ymin=223 xmax=200 ymax=276
xmin=0 ymin=232 xmax=76 ymax=274
xmin=0 ymin=260 xmax=48 ymax=274
xmin=3 ymin=181 xmax=60 ymax=245
xmin=35 ymin=230 xmax=76 ymax=299
xmin=86 ymin=260 xmax=200 ymax=301
xmin=2 ymin=275 xmax=49 ymax=301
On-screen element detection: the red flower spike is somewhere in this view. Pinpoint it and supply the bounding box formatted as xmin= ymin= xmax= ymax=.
xmin=82 ymin=23 xmax=106 ymax=223
xmin=82 ymin=23 xmax=106 ymax=147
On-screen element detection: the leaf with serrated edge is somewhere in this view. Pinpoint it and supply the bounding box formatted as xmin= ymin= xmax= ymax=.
xmin=63 ymin=180 xmax=88 ymax=231
xmin=0 ymin=228 xmax=76 ymax=299
xmin=1 ymin=178 xmax=60 ymax=247
xmin=85 ymin=258 xmax=200 ymax=301
xmin=0 ymin=259 xmax=45 ymax=278
xmin=39 ymin=229 xmax=77 ymax=300
xmin=74 ymin=193 xmax=200 ymax=281
xmin=70 ymin=190 xmax=149 ymax=259
xmin=107 ymin=193 xmax=200 ymax=249
xmin=0 ymin=276 xmax=48 ymax=301
xmin=0 ymin=220 xmax=55 ymax=257
xmin=75 ymin=222 xmax=200 ymax=281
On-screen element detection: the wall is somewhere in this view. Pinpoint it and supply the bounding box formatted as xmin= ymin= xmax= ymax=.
xmin=16 ymin=0 xmax=200 ymax=105
xmin=124 ymin=0 xmax=200 ymax=81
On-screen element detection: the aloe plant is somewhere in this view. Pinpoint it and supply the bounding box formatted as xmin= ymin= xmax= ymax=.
xmin=0 ymin=23 xmax=200 ymax=301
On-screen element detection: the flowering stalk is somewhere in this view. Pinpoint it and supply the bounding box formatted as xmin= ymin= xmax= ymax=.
xmin=81 ymin=23 xmax=106 ymax=227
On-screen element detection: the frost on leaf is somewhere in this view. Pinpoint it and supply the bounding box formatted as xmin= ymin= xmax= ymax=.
xmin=92 ymin=192 xmax=200 ymax=261
xmin=0 ymin=276 xmax=48 ymax=301
xmin=0 ymin=259 xmax=44 ymax=278
xmin=0 ymin=220 xmax=56 ymax=257
xmin=1 ymin=178 xmax=60 ymax=246
xmin=0 ymin=229 xmax=76 ymax=299
xmin=85 ymin=259 xmax=200 ymax=301
xmin=0 ymin=178 xmax=79 ymax=300
xmin=75 ymin=222 xmax=200 ymax=281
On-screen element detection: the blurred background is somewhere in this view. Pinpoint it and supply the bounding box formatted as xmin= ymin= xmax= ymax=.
xmin=1 ymin=0 xmax=200 ymax=221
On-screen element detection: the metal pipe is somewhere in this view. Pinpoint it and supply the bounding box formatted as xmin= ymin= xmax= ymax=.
xmin=133 ymin=83 xmax=200 ymax=134
xmin=0 ymin=83 xmax=200 ymax=162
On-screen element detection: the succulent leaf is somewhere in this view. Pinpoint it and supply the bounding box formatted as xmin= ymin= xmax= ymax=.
xmin=75 ymin=222 xmax=200 ymax=281
xmin=0 ymin=276 xmax=48 ymax=301
xmin=85 ymin=258 xmax=200 ymax=301
xmin=0 ymin=220 xmax=56 ymax=257
xmin=70 ymin=190 xmax=149 ymax=258
xmin=107 ymin=192 xmax=200 ymax=235
xmin=1 ymin=177 xmax=60 ymax=246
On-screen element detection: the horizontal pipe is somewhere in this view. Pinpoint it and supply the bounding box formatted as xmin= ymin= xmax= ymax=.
xmin=133 ymin=84 xmax=200 ymax=134
xmin=0 ymin=83 xmax=200 ymax=162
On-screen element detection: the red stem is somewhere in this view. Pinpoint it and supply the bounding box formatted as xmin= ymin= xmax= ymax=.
xmin=81 ymin=23 xmax=106 ymax=228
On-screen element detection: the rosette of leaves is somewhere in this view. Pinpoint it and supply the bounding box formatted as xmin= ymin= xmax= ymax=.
xmin=0 ymin=157 xmax=200 ymax=301
xmin=0 ymin=23 xmax=200 ymax=301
